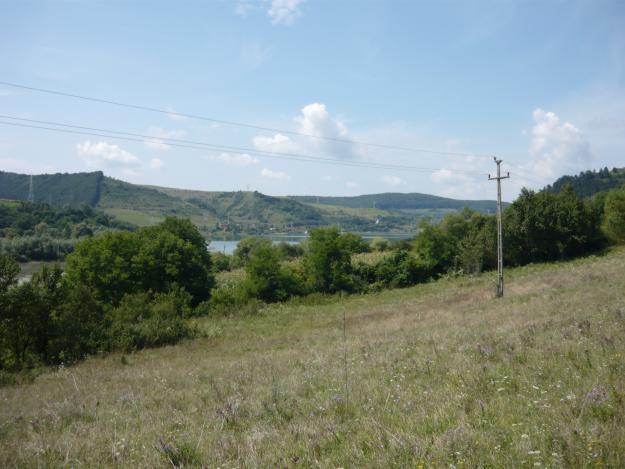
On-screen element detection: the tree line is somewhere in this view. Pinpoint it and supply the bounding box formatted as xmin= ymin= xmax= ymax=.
xmin=1 ymin=182 xmax=624 ymax=373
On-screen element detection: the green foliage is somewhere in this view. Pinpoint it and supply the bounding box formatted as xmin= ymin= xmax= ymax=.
xmin=0 ymin=262 xmax=105 ymax=369
xmin=545 ymin=166 xmax=625 ymax=197
xmin=0 ymin=171 xmax=104 ymax=206
xmin=504 ymin=185 xmax=605 ymax=265
xmin=210 ymin=251 xmax=231 ymax=272
xmin=304 ymin=227 xmax=354 ymax=293
xmin=370 ymin=237 xmax=391 ymax=252
xmin=0 ymin=254 xmax=19 ymax=293
xmin=231 ymin=236 xmax=272 ymax=268
xmin=339 ymin=232 xmax=370 ymax=254
xmin=242 ymin=244 xmax=302 ymax=302
xmin=65 ymin=217 xmax=214 ymax=305
xmin=602 ymin=185 xmax=625 ymax=243
xmin=0 ymin=199 xmax=134 ymax=261
xmin=275 ymin=241 xmax=304 ymax=259
xmin=108 ymin=290 xmax=194 ymax=352
xmin=413 ymin=220 xmax=456 ymax=276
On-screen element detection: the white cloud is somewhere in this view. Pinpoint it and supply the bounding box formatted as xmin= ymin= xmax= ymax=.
xmin=234 ymin=0 xmax=258 ymax=16
xmin=346 ymin=181 xmax=359 ymax=189
xmin=149 ymin=158 xmax=164 ymax=170
xmin=268 ymin=0 xmax=304 ymax=25
xmin=261 ymin=167 xmax=291 ymax=181
xmin=144 ymin=126 xmax=186 ymax=151
xmin=253 ymin=133 xmax=299 ymax=154
xmin=525 ymin=108 xmax=592 ymax=182
xmin=165 ymin=107 xmax=187 ymax=122
xmin=218 ymin=152 xmax=260 ymax=166
xmin=295 ymin=102 xmax=356 ymax=159
xmin=382 ymin=175 xmax=406 ymax=187
xmin=77 ymin=141 xmax=140 ymax=168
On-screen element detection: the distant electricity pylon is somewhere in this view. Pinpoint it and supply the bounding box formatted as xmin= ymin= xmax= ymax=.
xmin=27 ymin=175 xmax=35 ymax=202
xmin=488 ymin=158 xmax=509 ymax=297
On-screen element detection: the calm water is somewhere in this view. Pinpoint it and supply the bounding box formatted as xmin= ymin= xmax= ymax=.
xmin=207 ymin=233 xmax=413 ymax=255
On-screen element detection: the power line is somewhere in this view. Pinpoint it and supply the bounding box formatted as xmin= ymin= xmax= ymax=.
xmin=0 ymin=80 xmax=486 ymax=159
xmin=0 ymin=116 xmax=489 ymax=176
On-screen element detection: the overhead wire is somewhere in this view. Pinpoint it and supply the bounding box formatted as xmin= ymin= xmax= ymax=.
xmin=0 ymin=80 xmax=491 ymax=159
xmin=0 ymin=115 xmax=490 ymax=176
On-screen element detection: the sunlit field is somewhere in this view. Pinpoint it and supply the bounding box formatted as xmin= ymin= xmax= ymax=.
xmin=1 ymin=248 xmax=624 ymax=468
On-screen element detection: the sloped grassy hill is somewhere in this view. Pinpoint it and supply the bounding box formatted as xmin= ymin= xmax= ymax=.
xmin=0 ymin=170 xmax=503 ymax=233
xmin=290 ymin=192 xmax=500 ymax=212
xmin=1 ymin=248 xmax=624 ymax=467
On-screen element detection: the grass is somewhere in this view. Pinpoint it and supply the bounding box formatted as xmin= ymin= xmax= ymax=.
xmin=2 ymin=249 xmax=625 ymax=467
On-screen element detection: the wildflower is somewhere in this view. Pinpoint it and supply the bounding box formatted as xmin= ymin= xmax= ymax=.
xmin=528 ymin=450 xmax=541 ymax=455
xmin=521 ymin=434 xmax=529 ymax=439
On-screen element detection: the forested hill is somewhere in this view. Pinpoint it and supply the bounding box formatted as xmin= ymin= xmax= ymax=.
xmin=544 ymin=167 xmax=625 ymax=197
xmin=0 ymin=170 xmax=104 ymax=207
xmin=289 ymin=193 xmax=500 ymax=212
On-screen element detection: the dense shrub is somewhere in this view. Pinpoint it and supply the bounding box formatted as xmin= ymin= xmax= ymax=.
xmin=242 ymin=244 xmax=303 ymax=302
xmin=231 ymin=236 xmax=272 ymax=268
xmin=211 ymin=251 xmax=231 ymax=272
xmin=108 ymin=290 xmax=194 ymax=352
xmin=65 ymin=217 xmax=214 ymax=305
xmin=304 ymin=227 xmax=354 ymax=293
xmin=602 ymin=185 xmax=625 ymax=243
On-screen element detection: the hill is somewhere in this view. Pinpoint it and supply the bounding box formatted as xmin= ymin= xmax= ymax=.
xmin=0 ymin=171 xmax=503 ymax=235
xmin=544 ymin=166 xmax=625 ymax=197
xmin=289 ymin=192 xmax=501 ymax=212
xmin=1 ymin=248 xmax=623 ymax=467
xmin=0 ymin=170 xmax=104 ymax=207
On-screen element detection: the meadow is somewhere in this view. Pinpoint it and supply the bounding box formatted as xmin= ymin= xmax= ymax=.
xmin=1 ymin=248 xmax=624 ymax=467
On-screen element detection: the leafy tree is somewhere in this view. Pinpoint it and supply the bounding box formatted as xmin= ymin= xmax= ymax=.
xmin=413 ymin=220 xmax=456 ymax=276
xmin=602 ymin=185 xmax=625 ymax=243
xmin=242 ymin=244 xmax=301 ymax=302
xmin=339 ymin=232 xmax=370 ymax=254
xmin=304 ymin=227 xmax=353 ymax=293
xmin=65 ymin=217 xmax=213 ymax=305
xmin=0 ymin=254 xmax=19 ymax=293
xmin=231 ymin=236 xmax=272 ymax=268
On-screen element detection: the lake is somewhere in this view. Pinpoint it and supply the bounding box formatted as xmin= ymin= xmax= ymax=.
xmin=207 ymin=232 xmax=414 ymax=255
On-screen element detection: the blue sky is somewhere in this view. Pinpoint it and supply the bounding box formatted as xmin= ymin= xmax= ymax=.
xmin=1 ymin=0 xmax=624 ymax=201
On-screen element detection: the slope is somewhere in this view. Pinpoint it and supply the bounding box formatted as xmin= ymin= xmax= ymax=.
xmin=1 ymin=248 xmax=624 ymax=467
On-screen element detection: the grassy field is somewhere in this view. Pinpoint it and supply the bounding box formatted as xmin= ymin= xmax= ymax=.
xmin=2 ymin=249 xmax=625 ymax=467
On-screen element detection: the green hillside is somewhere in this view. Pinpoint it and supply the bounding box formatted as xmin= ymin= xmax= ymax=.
xmin=544 ymin=166 xmax=625 ymax=197
xmin=0 ymin=170 xmax=104 ymax=207
xmin=290 ymin=192 xmax=500 ymax=212
xmin=0 ymin=171 xmax=504 ymax=235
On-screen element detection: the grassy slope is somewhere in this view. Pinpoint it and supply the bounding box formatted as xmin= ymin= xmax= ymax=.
xmin=2 ymin=250 xmax=625 ymax=467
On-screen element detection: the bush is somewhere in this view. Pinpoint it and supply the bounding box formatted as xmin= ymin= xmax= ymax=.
xmin=242 ymin=244 xmax=303 ymax=302
xmin=108 ymin=291 xmax=194 ymax=352
xmin=304 ymin=227 xmax=354 ymax=293
xmin=231 ymin=237 xmax=271 ymax=268
xmin=211 ymin=251 xmax=231 ymax=272
xmin=602 ymin=185 xmax=625 ymax=244
xmin=65 ymin=217 xmax=214 ymax=305
xmin=370 ymin=237 xmax=391 ymax=252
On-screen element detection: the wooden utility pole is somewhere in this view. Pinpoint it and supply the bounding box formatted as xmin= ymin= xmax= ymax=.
xmin=488 ymin=157 xmax=509 ymax=297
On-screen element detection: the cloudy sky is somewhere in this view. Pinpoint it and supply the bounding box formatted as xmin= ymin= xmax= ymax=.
xmin=1 ymin=0 xmax=624 ymax=201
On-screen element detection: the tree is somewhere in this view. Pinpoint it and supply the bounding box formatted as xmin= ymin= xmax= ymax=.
xmin=231 ymin=236 xmax=272 ymax=268
xmin=413 ymin=220 xmax=456 ymax=276
xmin=602 ymin=185 xmax=625 ymax=243
xmin=304 ymin=227 xmax=353 ymax=293
xmin=242 ymin=244 xmax=301 ymax=302
xmin=65 ymin=217 xmax=214 ymax=305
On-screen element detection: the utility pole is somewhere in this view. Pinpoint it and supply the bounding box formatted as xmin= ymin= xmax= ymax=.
xmin=488 ymin=157 xmax=509 ymax=297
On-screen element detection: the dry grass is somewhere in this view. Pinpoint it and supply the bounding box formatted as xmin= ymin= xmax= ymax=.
xmin=2 ymin=249 xmax=625 ymax=467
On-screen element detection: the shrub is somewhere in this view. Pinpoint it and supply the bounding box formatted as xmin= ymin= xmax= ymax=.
xmin=304 ymin=227 xmax=354 ymax=293
xmin=211 ymin=251 xmax=231 ymax=272
xmin=108 ymin=291 xmax=194 ymax=352
xmin=242 ymin=244 xmax=303 ymax=302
